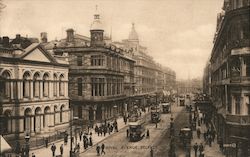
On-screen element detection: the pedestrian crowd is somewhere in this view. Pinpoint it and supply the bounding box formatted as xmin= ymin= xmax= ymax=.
xmin=191 ymin=107 xmax=217 ymax=157
xmin=94 ymin=119 xmax=119 ymax=137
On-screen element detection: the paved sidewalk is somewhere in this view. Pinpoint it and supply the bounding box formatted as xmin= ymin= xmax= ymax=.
xmin=190 ymin=121 xmax=225 ymax=157
xmin=30 ymin=109 xmax=149 ymax=157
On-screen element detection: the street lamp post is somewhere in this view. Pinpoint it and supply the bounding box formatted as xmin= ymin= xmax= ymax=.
xmin=70 ymin=107 xmax=73 ymax=157
xmin=113 ymin=105 xmax=118 ymax=120
xmin=24 ymin=133 xmax=30 ymax=157
xmin=70 ymin=116 xmax=79 ymax=157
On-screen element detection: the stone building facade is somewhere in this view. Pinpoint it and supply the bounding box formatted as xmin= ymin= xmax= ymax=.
xmin=0 ymin=36 xmax=69 ymax=141
xmin=113 ymin=23 xmax=176 ymax=107
xmin=53 ymin=11 xmax=135 ymax=123
xmin=204 ymin=1 xmax=250 ymax=156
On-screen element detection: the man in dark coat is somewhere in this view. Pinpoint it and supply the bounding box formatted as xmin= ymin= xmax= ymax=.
xmin=193 ymin=143 xmax=198 ymax=157
xmin=60 ymin=144 xmax=64 ymax=155
xmin=198 ymin=143 xmax=204 ymax=156
xmin=89 ymin=136 xmax=93 ymax=146
xmin=101 ymin=143 xmax=105 ymax=155
xmin=45 ymin=137 xmax=49 ymax=148
xmin=51 ymin=143 xmax=56 ymax=157
xmin=96 ymin=144 xmax=100 ymax=156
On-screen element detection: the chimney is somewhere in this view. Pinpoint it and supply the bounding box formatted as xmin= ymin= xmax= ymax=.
xmin=16 ymin=34 xmax=21 ymax=39
xmin=2 ymin=36 xmax=10 ymax=47
xmin=40 ymin=32 xmax=48 ymax=43
xmin=66 ymin=28 xmax=74 ymax=42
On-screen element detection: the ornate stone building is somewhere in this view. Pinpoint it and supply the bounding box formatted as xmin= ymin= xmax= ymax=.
xmin=0 ymin=35 xmax=70 ymax=141
xmin=204 ymin=0 xmax=250 ymax=156
xmin=53 ymin=10 xmax=135 ymax=123
xmin=113 ymin=24 xmax=176 ymax=107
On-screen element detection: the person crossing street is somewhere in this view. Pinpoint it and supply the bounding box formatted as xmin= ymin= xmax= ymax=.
xmin=50 ymin=143 xmax=56 ymax=157
xmin=101 ymin=143 xmax=105 ymax=155
xmin=193 ymin=143 xmax=198 ymax=157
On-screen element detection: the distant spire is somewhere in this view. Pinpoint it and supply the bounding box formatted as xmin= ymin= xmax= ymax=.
xmin=94 ymin=5 xmax=100 ymax=20
xmin=128 ymin=22 xmax=139 ymax=41
xmin=91 ymin=5 xmax=103 ymax=30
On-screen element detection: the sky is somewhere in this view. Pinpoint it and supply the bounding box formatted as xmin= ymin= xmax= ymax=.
xmin=0 ymin=0 xmax=224 ymax=80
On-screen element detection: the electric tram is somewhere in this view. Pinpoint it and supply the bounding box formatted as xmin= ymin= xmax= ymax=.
xmin=151 ymin=105 xmax=161 ymax=123
xmin=128 ymin=114 xmax=146 ymax=142
xmin=161 ymin=102 xmax=171 ymax=113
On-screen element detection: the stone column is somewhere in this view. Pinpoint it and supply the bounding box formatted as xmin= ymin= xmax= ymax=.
xmin=241 ymin=58 xmax=246 ymax=77
xmin=30 ymin=116 xmax=34 ymax=135
xmin=241 ymin=95 xmax=248 ymax=115
xmin=19 ymin=118 xmax=24 ymax=132
xmin=104 ymin=79 xmax=107 ymax=96
xmin=49 ymin=113 xmax=55 ymax=126
xmin=40 ymin=115 xmax=44 ymax=133
xmin=231 ymin=96 xmax=236 ymax=115
xmin=65 ymin=81 xmax=68 ymax=97
xmin=18 ymin=81 xmax=22 ymax=99
xmin=49 ymin=81 xmax=53 ymax=98
xmin=225 ymin=85 xmax=228 ymax=106
xmin=30 ymin=80 xmax=33 ymax=99
xmin=40 ymin=81 xmax=43 ymax=99
xmin=101 ymin=105 xmax=105 ymax=120
xmin=57 ymin=81 xmax=60 ymax=97
xmin=10 ymin=82 xmax=14 ymax=99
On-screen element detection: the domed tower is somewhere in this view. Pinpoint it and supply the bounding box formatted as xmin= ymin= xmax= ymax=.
xmin=128 ymin=23 xmax=139 ymax=44
xmin=128 ymin=23 xmax=139 ymax=52
xmin=90 ymin=6 xmax=104 ymax=47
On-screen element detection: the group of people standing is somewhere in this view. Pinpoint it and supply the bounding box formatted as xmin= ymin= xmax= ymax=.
xmin=94 ymin=120 xmax=119 ymax=137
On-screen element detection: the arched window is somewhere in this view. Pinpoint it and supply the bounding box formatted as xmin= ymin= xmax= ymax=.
xmin=3 ymin=110 xmax=12 ymax=133
xmin=2 ymin=71 xmax=11 ymax=99
xmin=43 ymin=73 xmax=49 ymax=97
xmin=53 ymin=74 xmax=57 ymax=96
xmin=34 ymin=107 xmax=42 ymax=132
xmin=60 ymin=105 xmax=64 ymax=123
xmin=33 ymin=72 xmax=40 ymax=97
xmin=24 ymin=108 xmax=32 ymax=132
xmin=44 ymin=106 xmax=50 ymax=128
xmin=59 ymin=74 xmax=64 ymax=96
xmin=23 ymin=72 xmax=31 ymax=98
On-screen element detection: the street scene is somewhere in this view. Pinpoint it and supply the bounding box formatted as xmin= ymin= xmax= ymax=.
xmin=0 ymin=0 xmax=250 ymax=157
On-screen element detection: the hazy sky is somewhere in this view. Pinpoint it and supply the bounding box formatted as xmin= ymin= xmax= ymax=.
xmin=0 ymin=0 xmax=224 ymax=80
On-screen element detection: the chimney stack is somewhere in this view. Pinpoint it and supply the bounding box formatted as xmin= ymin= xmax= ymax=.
xmin=2 ymin=36 xmax=10 ymax=47
xmin=66 ymin=28 xmax=74 ymax=42
xmin=16 ymin=34 xmax=21 ymax=39
xmin=40 ymin=32 xmax=48 ymax=43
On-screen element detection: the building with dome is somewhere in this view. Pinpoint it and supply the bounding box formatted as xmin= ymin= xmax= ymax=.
xmin=52 ymin=9 xmax=135 ymax=123
xmin=112 ymin=23 xmax=176 ymax=107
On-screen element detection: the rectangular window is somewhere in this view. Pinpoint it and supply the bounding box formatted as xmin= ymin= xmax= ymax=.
xmin=91 ymin=55 xmax=104 ymax=66
xmin=77 ymin=56 xmax=82 ymax=66
xmin=91 ymin=78 xmax=105 ymax=96
xmin=235 ymin=96 xmax=241 ymax=114
xmin=77 ymin=78 xmax=82 ymax=96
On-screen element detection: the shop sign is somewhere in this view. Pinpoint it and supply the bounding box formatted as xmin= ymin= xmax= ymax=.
xmin=231 ymin=47 xmax=250 ymax=55
xmin=223 ymin=143 xmax=236 ymax=148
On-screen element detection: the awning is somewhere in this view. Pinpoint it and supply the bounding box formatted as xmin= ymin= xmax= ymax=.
xmin=163 ymin=90 xmax=170 ymax=96
xmin=0 ymin=135 xmax=12 ymax=153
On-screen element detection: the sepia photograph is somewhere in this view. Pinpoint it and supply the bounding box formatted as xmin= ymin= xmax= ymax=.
xmin=0 ymin=0 xmax=249 ymax=157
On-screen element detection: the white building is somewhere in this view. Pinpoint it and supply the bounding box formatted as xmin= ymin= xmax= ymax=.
xmin=0 ymin=37 xmax=70 ymax=141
